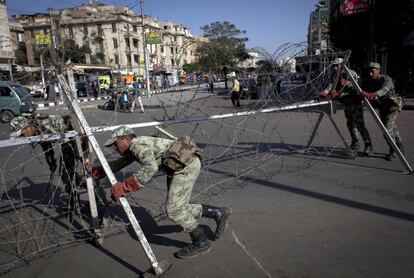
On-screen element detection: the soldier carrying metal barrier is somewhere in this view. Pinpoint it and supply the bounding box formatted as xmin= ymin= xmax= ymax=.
xmin=85 ymin=126 xmax=232 ymax=259
xmin=10 ymin=113 xmax=85 ymax=217
xmin=320 ymin=58 xmax=373 ymax=156
xmin=359 ymin=62 xmax=404 ymax=161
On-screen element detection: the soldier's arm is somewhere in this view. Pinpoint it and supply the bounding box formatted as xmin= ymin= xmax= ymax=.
xmin=130 ymin=144 xmax=158 ymax=185
xmin=107 ymin=154 xmax=135 ymax=173
xmin=375 ymin=75 xmax=395 ymax=97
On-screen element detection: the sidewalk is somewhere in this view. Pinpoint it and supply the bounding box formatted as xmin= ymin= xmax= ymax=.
xmin=34 ymin=83 xmax=211 ymax=109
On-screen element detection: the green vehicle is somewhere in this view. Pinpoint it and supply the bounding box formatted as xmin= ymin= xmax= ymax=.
xmin=0 ymin=81 xmax=36 ymax=123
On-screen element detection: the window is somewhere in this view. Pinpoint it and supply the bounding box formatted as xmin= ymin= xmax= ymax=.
xmin=113 ymin=38 xmax=118 ymax=48
xmin=171 ymin=59 xmax=174 ymax=66
xmin=83 ymin=25 xmax=88 ymax=35
xmin=114 ymin=54 xmax=119 ymax=64
xmin=112 ymin=23 xmax=117 ymax=33
xmin=170 ymin=47 xmax=174 ymax=54
xmin=133 ymin=25 xmax=137 ymax=32
xmin=30 ymin=30 xmax=34 ymax=38
xmin=97 ymin=24 xmax=102 ymax=36
xmin=133 ymin=38 xmax=138 ymax=48
xmin=43 ymin=28 xmax=48 ymax=34
xmin=134 ymin=54 xmax=139 ymax=63
xmin=174 ymin=36 xmax=177 ymax=42
xmin=161 ymin=45 xmax=164 ymax=53
xmin=164 ymin=26 xmax=168 ymax=30
xmin=125 ymin=37 xmax=130 ymax=48
xmin=69 ymin=26 xmax=74 ymax=37
xmin=126 ymin=54 xmax=132 ymax=65
xmin=0 ymin=87 xmax=12 ymax=97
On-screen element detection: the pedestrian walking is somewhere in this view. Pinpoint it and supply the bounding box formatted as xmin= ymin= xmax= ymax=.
xmin=320 ymin=58 xmax=373 ymax=155
xmin=91 ymin=80 xmax=99 ymax=98
xmin=231 ymin=77 xmax=241 ymax=107
xmin=87 ymin=126 xmax=232 ymax=259
xmin=130 ymin=77 xmax=145 ymax=113
xmin=208 ymin=74 xmax=214 ymax=93
xmin=360 ymin=62 xmax=404 ymax=161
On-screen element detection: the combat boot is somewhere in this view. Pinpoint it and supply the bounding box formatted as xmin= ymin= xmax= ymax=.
xmin=396 ymin=141 xmax=405 ymax=154
xmin=350 ymin=141 xmax=360 ymax=151
xmin=362 ymin=143 xmax=374 ymax=157
xmin=202 ymin=205 xmax=232 ymax=239
xmin=175 ymin=226 xmax=211 ymax=259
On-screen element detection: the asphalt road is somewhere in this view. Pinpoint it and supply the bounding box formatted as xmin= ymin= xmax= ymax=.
xmin=0 ymin=88 xmax=413 ymax=278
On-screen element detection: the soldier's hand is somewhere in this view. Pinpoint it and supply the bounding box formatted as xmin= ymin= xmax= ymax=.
xmin=366 ymin=92 xmax=377 ymax=101
xmin=110 ymin=176 xmax=141 ymax=202
xmin=331 ymin=90 xmax=340 ymax=99
xmin=319 ymin=91 xmax=328 ymax=98
xmin=84 ymin=159 xmax=93 ymax=173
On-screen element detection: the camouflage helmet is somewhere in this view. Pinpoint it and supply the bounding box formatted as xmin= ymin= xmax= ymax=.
xmin=104 ymin=126 xmax=135 ymax=146
xmin=10 ymin=116 xmax=31 ymax=138
xmin=332 ymin=57 xmax=344 ymax=65
xmin=369 ymin=62 xmax=381 ymax=69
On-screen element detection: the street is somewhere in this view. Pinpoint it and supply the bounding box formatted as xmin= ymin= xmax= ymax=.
xmin=0 ymin=88 xmax=413 ymax=278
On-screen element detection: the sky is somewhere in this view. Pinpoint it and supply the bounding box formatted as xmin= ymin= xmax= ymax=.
xmin=6 ymin=0 xmax=317 ymax=54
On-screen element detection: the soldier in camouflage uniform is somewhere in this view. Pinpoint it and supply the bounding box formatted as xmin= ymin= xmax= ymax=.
xmin=88 ymin=126 xmax=232 ymax=259
xmin=320 ymin=58 xmax=373 ymax=155
xmin=10 ymin=113 xmax=83 ymax=215
xmin=360 ymin=62 xmax=404 ymax=161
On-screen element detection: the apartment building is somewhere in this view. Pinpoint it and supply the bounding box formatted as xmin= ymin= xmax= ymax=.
xmin=11 ymin=2 xmax=199 ymax=78
xmin=0 ymin=0 xmax=14 ymax=64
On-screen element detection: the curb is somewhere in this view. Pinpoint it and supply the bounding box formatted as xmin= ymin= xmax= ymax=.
xmin=35 ymin=84 xmax=208 ymax=109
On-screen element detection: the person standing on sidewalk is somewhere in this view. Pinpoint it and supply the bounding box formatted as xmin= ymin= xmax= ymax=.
xmin=208 ymin=74 xmax=214 ymax=93
xmin=360 ymin=62 xmax=404 ymax=161
xmin=130 ymin=77 xmax=145 ymax=113
xmin=231 ymin=77 xmax=241 ymax=107
xmin=87 ymin=126 xmax=232 ymax=259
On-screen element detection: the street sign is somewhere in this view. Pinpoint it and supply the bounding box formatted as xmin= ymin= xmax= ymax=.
xmin=146 ymin=32 xmax=162 ymax=44
xmin=35 ymin=34 xmax=51 ymax=45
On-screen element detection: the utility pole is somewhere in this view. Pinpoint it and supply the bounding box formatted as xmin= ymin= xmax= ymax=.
xmin=140 ymin=0 xmax=151 ymax=96
xmin=49 ymin=8 xmax=57 ymax=49
xmin=40 ymin=55 xmax=46 ymax=92
xmin=8 ymin=59 xmax=13 ymax=82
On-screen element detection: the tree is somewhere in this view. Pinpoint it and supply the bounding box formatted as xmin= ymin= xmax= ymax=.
xmin=61 ymin=39 xmax=85 ymax=63
xmin=196 ymin=21 xmax=249 ymax=71
xmin=201 ymin=21 xmax=248 ymax=42
xmin=14 ymin=43 xmax=28 ymax=65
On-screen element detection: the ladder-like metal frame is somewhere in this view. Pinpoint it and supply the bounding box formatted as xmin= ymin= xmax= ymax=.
xmin=57 ymin=75 xmax=170 ymax=276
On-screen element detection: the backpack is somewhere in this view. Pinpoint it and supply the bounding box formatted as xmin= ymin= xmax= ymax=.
xmin=162 ymin=136 xmax=202 ymax=171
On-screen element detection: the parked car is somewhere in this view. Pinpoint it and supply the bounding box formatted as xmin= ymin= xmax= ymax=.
xmin=0 ymin=81 xmax=36 ymax=123
xmin=239 ymin=78 xmax=258 ymax=99
xmin=75 ymin=81 xmax=87 ymax=97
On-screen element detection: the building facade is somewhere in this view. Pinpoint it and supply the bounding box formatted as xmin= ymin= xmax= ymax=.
xmin=0 ymin=0 xmax=14 ymax=64
xmin=329 ymin=0 xmax=414 ymax=94
xmin=11 ymin=2 xmax=198 ymax=80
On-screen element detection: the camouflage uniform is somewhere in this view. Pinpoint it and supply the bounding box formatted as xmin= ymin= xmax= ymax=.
xmin=362 ymin=71 xmax=403 ymax=154
xmin=102 ymin=126 xmax=232 ymax=259
xmin=107 ymin=135 xmax=202 ymax=231
xmin=10 ymin=113 xmax=82 ymax=213
xmin=322 ymin=66 xmax=372 ymax=151
xmin=338 ymin=71 xmax=372 ymax=150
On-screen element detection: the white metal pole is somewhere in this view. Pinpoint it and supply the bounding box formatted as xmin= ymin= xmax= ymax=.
xmin=40 ymin=55 xmax=46 ymax=92
xmin=8 ymin=59 xmax=13 ymax=82
xmin=140 ymin=0 xmax=151 ymax=97
xmin=49 ymin=8 xmax=57 ymax=49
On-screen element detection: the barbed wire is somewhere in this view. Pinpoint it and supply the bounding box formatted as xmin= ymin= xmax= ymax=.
xmin=0 ymin=42 xmax=349 ymax=274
